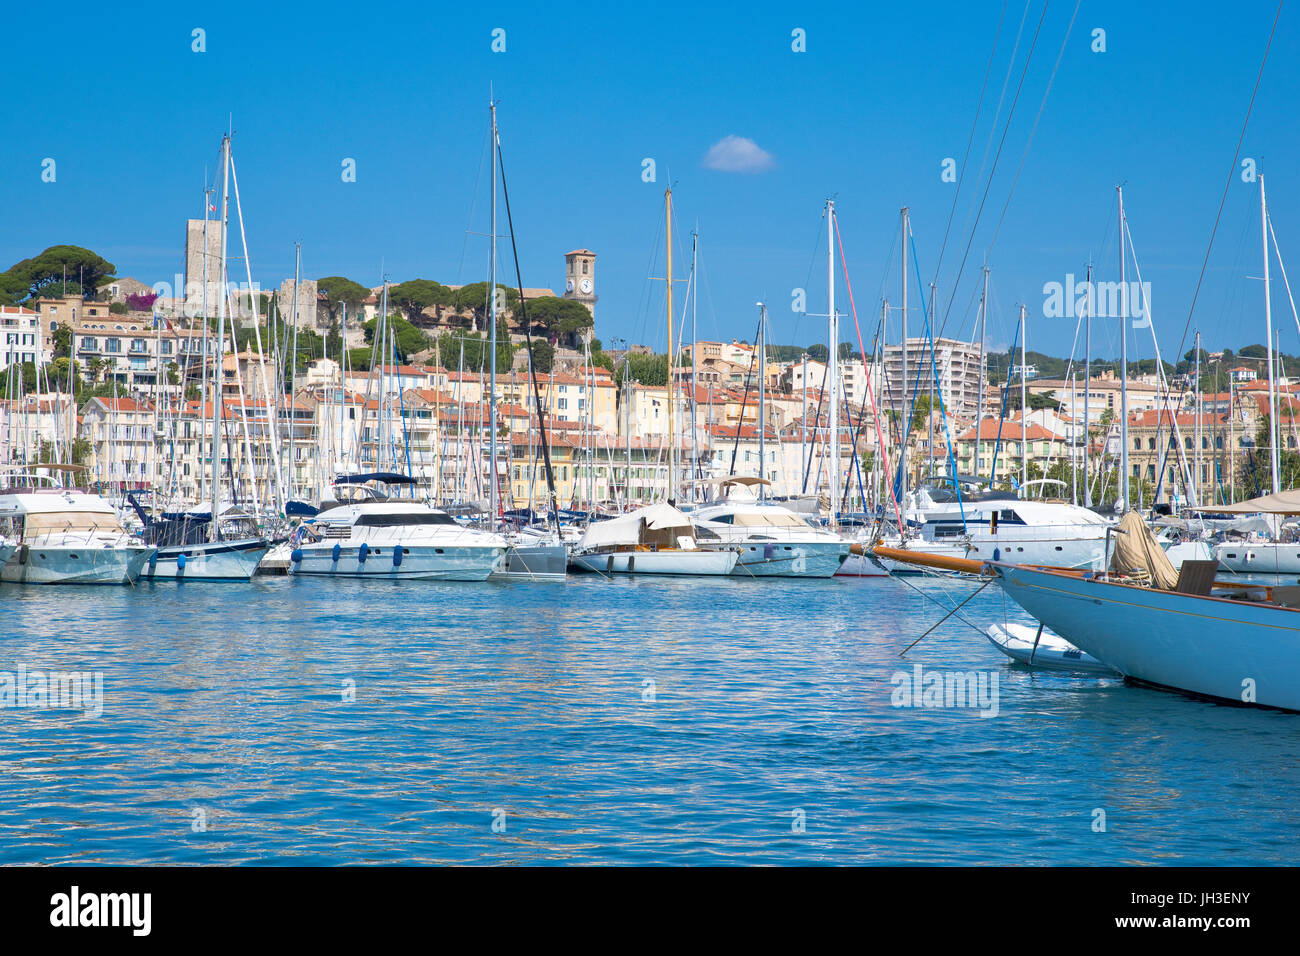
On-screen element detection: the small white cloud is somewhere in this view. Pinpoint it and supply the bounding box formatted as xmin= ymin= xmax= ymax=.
xmin=702 ymin=135 xmax=775 ymax=174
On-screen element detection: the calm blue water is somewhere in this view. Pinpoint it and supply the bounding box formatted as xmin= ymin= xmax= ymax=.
xmin=0 ymin=572 xmax=1296 ymax=865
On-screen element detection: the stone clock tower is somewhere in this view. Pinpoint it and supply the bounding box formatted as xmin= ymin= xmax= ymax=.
xmin=563 ymin=249 xmax=597 ymax=317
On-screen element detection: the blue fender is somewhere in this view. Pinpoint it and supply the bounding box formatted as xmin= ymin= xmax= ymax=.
xmin=176 ymin=552 xmax=187 ymax=570
xmin=357 ymin=543 xmax=369 ymax=564
xmin=290 ymin=548 xmax=303 ymax=564
xmin=332 ymin=543 xmax=341 ymax=563
xmin=392 ymin=547 xmax=402 ymax=568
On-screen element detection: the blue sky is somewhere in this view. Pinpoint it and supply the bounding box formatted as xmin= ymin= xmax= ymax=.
xmin=3 ymin=0 xmax=1297 ymax=365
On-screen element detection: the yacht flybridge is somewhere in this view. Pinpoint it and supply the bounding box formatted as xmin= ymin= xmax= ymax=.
xmin=288 ymin=473 xmax=507 ymax=581
xmin=691 ymin=477 xmax=850 ymax=577
xmin=0 ymin=468 xmax=154 ymax=584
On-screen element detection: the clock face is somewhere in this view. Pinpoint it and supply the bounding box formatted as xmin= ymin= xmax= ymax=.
xmin=579 ymin=278 xmax=592 ymax=295
xmin=566 ymin=279 xmax=575 ymax=292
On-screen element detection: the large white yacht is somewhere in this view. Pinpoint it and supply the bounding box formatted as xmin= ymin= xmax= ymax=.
xmin=880 ymin=476 xmax=1113 ymax=573
xmin=690 ymin=478 xmax=851 ymax=577
xmin=288 ymin=474 xmax=506 ymax=581
xmin=0 ymin=470 xmax=155 ymax=584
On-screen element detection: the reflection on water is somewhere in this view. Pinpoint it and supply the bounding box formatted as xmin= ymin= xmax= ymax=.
xmin=0 ymin=574 xmax=1297 ymax=864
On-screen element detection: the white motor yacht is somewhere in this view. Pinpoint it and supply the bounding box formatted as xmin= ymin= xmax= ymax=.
xmin=0 ymin=469 xmax=154 ymax=584
xmin=288 ymin=474 xmax=506 ymax=581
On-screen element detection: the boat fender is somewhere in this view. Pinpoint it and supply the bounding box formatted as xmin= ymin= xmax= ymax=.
xmin=1246 ymin=551 xmax=1255 ymax=563
xmin=392 ymin=547 xmax=402 ymax=568
xmin=177 ymin=552 xmax=187 ymax=570
xmin=148 ymin=552 xmax=157 ymax=573
xmin=992 ymin=547 xmax=1001 ymax=561
xmin=358 ymin=543 xmax=369 ymax=563
xmin=17 ymin=544 xmax=28 ymax=565
xmin=290 ymin=548 xmax=303 ymax=564
xmin=332 ymin=543 xmax=341 ymax=563
xmin=628 ymin=555 xmax=635 ymax=572
xmin=763 ymin=544 xmax=775 ymax=560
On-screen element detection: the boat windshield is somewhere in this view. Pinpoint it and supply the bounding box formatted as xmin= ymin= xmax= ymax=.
xmin=353 ymin=512 xmax=457 ymax=527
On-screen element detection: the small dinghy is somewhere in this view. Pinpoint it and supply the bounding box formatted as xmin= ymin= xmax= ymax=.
xmin=985 ymin=622 xmax=1117 ymax=674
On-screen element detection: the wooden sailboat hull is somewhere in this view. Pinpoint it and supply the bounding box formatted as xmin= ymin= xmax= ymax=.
xmin=994 ymin=563 xmax=1300 ymax=711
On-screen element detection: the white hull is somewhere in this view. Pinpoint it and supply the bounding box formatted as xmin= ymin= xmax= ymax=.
xmin=570 ymin=548 xmax=739 ymax=576
xmin=725 ymin=540 xmax=850 ymax=577
xmin=1213 ymin=540 xmax=1300 ymax=577
xmin=291 ymin=543 xmax=505 ymax=581
xmin=995 ymin=563 xmax=1300 ymax=710
xmin=985 ymin=622 xmax=1116 ymax=674
xmin=491 ymin=543 xmax=567 ymax=581
xmin=1 ymin=543 xmax=153 ymax=585
xmin=143 ymin=539 xmax=271 ymax=581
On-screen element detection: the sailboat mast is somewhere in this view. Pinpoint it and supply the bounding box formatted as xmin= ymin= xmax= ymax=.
xmin=1194 ymin=329 xmax=1202 ymax=507
xmin=827 ymin=199 xmax=838 ymax=528
xmin=1020 ymin=304 xmax=1028 ymax=493
xmin=489 ymin=97 xmax=499 ymax=525
xmin=900 ymin=206 xmax=909 ymax=506
xmin=976 ymin=266 xmax=988 ymax=435
xmin=758 ymin=303 xmax=766 ymax=498
xmin=288 ymin=241 xmax=301 ymax=501
xmin=665 ymin=186 xmax=675 ymax=504
xmin=1084 ymin=262 xmax=1092 ymax=508
xmin=209 ymin=133 xmax=230 ymax=543
xmin=1118 ymin=186 xmax=1130 ymax=511
xmin=690 ymin=230 xmax=698 ymax=503
xmin=1261 ymin=172 xmax=1281 ymax=494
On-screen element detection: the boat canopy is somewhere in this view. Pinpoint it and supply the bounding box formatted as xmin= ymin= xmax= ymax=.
xmin=578 ymin=503 xmax=694 ymax=550
xmin=1211 ymin=489 xmax=1300 ymax=515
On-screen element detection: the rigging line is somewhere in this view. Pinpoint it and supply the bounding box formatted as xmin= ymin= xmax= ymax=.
xmin=931 ymin=0 xmax=1010 ymax=288
xmin=936 ymin=0 xmax=1051 ymax=340
xmin=975 ymin=0 xmax=1082 ymax=289
xmin=955 ymin=0 xmax=1033 ymax=270
xmin=1174 ymin=0 xmax=1283 ymax=368
xmin=456 ymin=122 xmax=492 ymax=284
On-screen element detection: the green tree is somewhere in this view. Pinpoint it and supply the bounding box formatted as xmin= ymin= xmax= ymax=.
xmin=6 ymin=245 xmax=116 ymax=299
xmin=521 ymin=296 xmax=592 ymax=345
xmin=363 ymin=315 xmax=430 ymax=363
xmin=317 ymin=276 xmax=371 ymax=325
xmin=388 ymin=279 xmax=452 ymax=327
xmin=625 ymin=353 xmax=669 ymax=386
xmin=526 ymin=339 xmax=555 ymax=373
xmin=451 ymin=282 xmax=519 ymax=331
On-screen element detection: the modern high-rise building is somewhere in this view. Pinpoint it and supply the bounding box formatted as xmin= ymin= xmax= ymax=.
xmin=881 ymin=336 xmax=984 ymax=422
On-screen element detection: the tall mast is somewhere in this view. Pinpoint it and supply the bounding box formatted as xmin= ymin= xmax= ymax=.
xmin=199 ymin=177 xmax=212 ymax=505
xmin=757 ymin=303 xmax=767 ymax=498
xmin=489 ymin=95 xmax=499 ymax=525
xmin=976 ymin=266 xmax=988 ymax=435
xmin=690 ymin=229 xmax=698 ymax=503
xmin=209 ymin=133 xmax=230 ymax=542
xmin=288 ymin=241 xmax=301 ymax=500
xmin=827 ymin=199 xmax=838 ymax=528
xmin=665 ymin=186 xmax=675 ymax=504
xmin=1261 ymin=173 xmax=1281 ymax=494
xmin=1083 ymin=261 xmax=1092 ymax=507
xmin=899 ymin=207 xmax=909 ymax=507
xmin=1020 ymin=304 xmax=1028 ymax=494
xmin=1117 ymin=186 xmax=1130 ymax=511
xmin=1194 ymin=329 xmax=1202 ymax=507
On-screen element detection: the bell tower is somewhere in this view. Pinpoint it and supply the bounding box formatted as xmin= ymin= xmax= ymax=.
xmin=563 ymin=249 xmax=597 ymax=317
